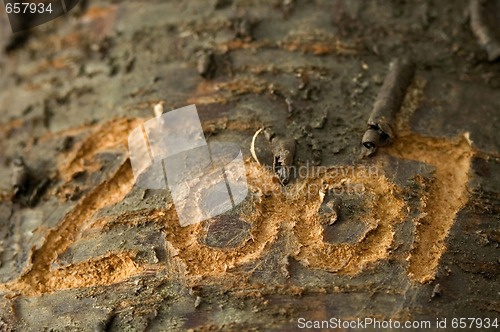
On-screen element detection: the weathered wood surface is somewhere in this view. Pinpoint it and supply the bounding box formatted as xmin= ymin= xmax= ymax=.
xmin=0 ymin=0 xmax=499 ymax=331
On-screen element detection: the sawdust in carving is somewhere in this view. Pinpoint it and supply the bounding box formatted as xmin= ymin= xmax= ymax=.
xmin=45 ymin=252 xmax=140 ymax=290
xmin=0 ymin=118 xmax=144 ymax=295
xmin=163 ymin=163 xmax=282 ymax=276
xmin=386 ymin=79 xmax=473 ymax=283
xmin=291 ymin=168 xmax=404 ymax=274
xmin=60 ymin=118 xmax=143 ymax=181
xmin=2 ymin=92 xmax=469 ymax=294
xmin=158 ymin=80 xmax=472 ymax=282
xmin=161 ymin=162 xmax=405 ymax=277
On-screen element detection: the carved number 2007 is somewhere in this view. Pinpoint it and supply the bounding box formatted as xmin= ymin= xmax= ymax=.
xmin=5 ymin=2 xmax=53 ymax=14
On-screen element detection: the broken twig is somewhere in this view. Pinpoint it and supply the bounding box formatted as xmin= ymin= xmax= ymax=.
xmin=272 ymin=137 xmax=295 ymax=185
xmin=11 ymin=157 xmax=29 ymax=197
xmin=362 ymin=58 xmax=415 ymax=155
xmin=197 ymin=51 xmax=216 ymax=79
xmin=470 ymin=0 xmax=500 ymax=61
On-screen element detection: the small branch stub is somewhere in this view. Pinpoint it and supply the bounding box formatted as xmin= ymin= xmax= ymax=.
xmin=362 ymin=57 xmax=415 ymax=155
xmin=470 ymin=0 xmax=500 ymax=62
xmin=272 ymin=137 xmax=295 ymax=185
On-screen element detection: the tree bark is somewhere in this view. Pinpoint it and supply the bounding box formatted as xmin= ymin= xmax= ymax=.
xmin=0 ymin=0 xmax=499 ymax=331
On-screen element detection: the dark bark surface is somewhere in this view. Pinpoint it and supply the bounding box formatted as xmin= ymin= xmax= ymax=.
xmin=0 ymin=0 xmax=499 ymax=331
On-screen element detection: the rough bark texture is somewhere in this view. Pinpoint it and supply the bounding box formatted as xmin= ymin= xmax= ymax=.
xmin=0 ymin=0 xmax=499 ymax=331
